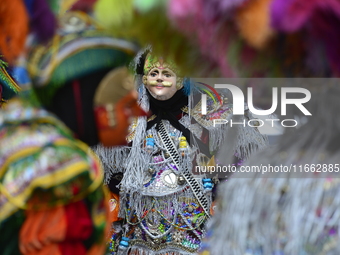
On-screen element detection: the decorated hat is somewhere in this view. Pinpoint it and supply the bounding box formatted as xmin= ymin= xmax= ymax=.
xmin=0 ymin=59 xmax=21 ymax=103
xmin=27 ymin=11 xmax=138 ymax=106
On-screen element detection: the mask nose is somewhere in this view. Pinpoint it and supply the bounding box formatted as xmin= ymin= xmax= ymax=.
xmin=156 ymin=72 xmax=164 ymax=81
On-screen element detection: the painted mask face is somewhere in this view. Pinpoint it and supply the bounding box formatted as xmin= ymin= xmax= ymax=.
xmin=142 ymin=53 xmax=182 ymax=101
xmin=144 ymin=67 xmax=177 ymax=101
xmin=94 ymin=67 xmax=147 ymax=146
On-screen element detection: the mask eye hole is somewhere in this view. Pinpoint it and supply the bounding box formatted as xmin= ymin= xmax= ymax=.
xmin=150 ymin=71 xmax=158 ymax=77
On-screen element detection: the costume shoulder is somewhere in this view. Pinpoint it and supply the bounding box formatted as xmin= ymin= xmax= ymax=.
xmin=0 ymin=98 xmax=103 ymax=221
xmin=92 ymin=143 xmax=131 ymax=184
xmin=92 ymin=115 xmax=147 ymax=184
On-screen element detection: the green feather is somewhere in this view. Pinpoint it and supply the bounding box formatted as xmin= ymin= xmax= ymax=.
xmin=133 ymin=0 xmax=166 ymax=13
xmin=0 ymin=58 xmax=21 ymax=101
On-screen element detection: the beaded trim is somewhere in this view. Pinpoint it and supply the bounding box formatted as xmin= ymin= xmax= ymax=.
xmin=129 ymin=240 xmax=198 ymax=253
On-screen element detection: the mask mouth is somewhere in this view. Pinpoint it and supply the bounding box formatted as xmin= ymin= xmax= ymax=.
xmin=148 ymin=80 xmax=173 ymax=87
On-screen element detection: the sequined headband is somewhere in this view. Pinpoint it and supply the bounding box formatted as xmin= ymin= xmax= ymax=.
xmin=143 ymin=53 xmax=178 ymax=75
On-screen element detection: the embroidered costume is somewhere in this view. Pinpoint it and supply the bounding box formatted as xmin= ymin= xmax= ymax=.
xmin=0 ymin=97 xmax=107 ymax=255
xmin=0 ymin=11 xmax=143 ymax=255
xmin=94 ymin=52 xmax=268 ymax=255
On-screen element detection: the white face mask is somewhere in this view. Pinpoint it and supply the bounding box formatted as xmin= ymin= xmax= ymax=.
xmin=144 ymin=67 xmax=178 ymax=101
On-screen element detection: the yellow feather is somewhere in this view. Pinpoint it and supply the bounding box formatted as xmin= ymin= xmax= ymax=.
xmin=94 ymin=0 xmax=133 ymax=28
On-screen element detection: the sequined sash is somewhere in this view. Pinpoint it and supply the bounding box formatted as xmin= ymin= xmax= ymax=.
xmin=158 ymin=120 xmax=211 ymax=218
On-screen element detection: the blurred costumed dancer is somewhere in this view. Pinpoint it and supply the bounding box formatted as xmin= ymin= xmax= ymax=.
xmin=0 ymin=11 xmax=146 ymax=255
xmin=199 ymin=84 xmax=340 ymax=255
xmin=197 ymin=0 xmax=340 ymax=254
xmin=94 ymin=51 xmax=268 ymax=255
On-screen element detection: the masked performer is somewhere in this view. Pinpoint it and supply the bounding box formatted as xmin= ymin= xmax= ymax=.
xmin=0 ymin=11 xmax=146 ymax=255
xmin=95 ymin=51 xmax=268 ymax=255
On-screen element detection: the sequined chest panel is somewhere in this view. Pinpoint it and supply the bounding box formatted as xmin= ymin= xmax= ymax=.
xmin=141 ymin=123 xmax=193 ymax=196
